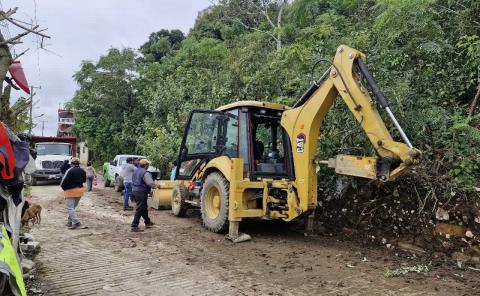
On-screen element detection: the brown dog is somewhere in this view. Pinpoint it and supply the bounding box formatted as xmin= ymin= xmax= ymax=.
xmin=21 ymin=204 xmax=42 ymax=226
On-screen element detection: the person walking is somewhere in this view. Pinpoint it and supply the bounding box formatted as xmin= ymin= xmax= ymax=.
xmin=120 ymin=157 xmax=135 ymax=210
xmin=60 ymin=157 xmax=86 ymax=229
xmin=60 ymin=159 xmax=71 ymax=174
xmin=133 ymin=158 xmax=140 ymax=168
xmin=85 ymin=161 xmax=96 ymax=192
xmin=131 ymin=159 xmax=157 ymax=232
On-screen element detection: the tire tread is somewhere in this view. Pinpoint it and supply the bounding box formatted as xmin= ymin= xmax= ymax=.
xmin=200 ymin=172 xmax=229 ymax=234
xmin=172 ymin=184 xmax=189 ymax=217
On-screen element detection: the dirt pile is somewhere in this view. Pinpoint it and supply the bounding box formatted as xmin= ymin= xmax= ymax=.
xmin=316 ymin=166 xmax=480 ymax=266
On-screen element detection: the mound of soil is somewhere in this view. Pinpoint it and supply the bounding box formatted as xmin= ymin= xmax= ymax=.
xmin=315 ymin=166 xmax=480 ymax=265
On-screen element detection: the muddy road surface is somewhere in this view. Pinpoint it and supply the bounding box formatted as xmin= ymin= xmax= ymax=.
xmin=27 ymin=183 xmax=478 ymax=296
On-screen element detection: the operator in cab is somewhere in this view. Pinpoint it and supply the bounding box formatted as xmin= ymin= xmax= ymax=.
xmin=131 ymin=159 xmax=158 ymax=232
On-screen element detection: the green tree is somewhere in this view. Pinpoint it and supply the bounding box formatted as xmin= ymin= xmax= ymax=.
xmin=69 ymin=48 xmax=143 ymax=162
xmin=139 ymin=29 xmax=185 ymax=62
xmin=70 ymin=0 xmax=480 ymax=191
xmin=137 ymin=37 xmax=232 ymax=174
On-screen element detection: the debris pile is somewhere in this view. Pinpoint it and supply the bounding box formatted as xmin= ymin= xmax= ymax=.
xmin=384 ymin=264 xmax=431 ymax=278
xmin=316 ymin=168 xmax=480 ymax=267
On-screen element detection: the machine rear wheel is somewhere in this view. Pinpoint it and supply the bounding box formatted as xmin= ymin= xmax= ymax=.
xmin=200 ymin=172 xmax=229 ymax=233
xmin=171 ymin=185 xmax=189 ymax=217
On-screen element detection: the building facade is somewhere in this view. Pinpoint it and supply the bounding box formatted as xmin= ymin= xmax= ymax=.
xmin=56 ymin=109 xmax=90 ymax=164
xmin=57 ymin=109 xmax=75 ymax=137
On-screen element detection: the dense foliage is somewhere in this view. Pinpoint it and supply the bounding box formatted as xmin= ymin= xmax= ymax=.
xmin=69 ymin=48 xmax=143 ymax=161
xmin=70 ymin=0 xmax=479 ymax=193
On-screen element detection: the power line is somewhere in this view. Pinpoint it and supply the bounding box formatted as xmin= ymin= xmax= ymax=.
xmin=33 ymin=0 xmax=42 ymax=84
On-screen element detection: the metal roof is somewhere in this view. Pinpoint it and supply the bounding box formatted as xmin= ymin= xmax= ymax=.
xmin=35 ymin=142 xmax=72 ymax=145
xmin=216 ymin=100 xmax=289 ymax=111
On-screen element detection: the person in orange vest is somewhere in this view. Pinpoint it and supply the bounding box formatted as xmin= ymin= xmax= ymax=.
xmin=60 ymin=158 xmax=86 ymax=229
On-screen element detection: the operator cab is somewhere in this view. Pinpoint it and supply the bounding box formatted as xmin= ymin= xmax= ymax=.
xmin=176 ymin=101 xmax=294 ymax=181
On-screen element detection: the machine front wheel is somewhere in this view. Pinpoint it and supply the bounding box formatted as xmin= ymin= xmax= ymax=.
xmin=200 ymin=172 xmax=229 ymax=234
xmin=171 ymin=184 xmax=189 ymax=217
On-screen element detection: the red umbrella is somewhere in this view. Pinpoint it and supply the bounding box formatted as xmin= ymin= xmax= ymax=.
xmin=8 ymin=60 xmax=30 ymax=94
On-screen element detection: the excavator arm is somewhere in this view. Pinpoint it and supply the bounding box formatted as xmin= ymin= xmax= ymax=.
xmin=281 ymin=45 xmax=420 ymax=212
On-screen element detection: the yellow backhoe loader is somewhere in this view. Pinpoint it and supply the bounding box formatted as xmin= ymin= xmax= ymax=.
xmin=152 ymin=45 xmax=421 ymax=242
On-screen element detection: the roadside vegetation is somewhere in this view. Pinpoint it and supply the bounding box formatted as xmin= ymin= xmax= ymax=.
xmin=70 ymin=0 xmax=479 ymax=194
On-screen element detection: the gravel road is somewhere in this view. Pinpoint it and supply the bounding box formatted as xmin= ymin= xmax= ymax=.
xmin=26 ymin=183 xmax=478 ymax=296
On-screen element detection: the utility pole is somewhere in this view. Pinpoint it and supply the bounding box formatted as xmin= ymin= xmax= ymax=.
xmin=40 ymin=120 xmax=47 ymax=136
xmin=29 ymin=87 xmax=33 ymax=134
xmin=29 ymin=85 xmax=42 ymax=135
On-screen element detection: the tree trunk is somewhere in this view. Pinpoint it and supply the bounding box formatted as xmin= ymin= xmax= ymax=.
xmin=0 ymin=30 xmax=13 ymax=123
xmin=275 ymin=0 xmax=287 ymax=50
xmin=468 ymin=83 xmax=480 ymax=117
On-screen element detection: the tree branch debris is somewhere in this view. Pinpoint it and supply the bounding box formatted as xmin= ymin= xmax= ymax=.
xmin=0 ymin=6 xmax=50 ymax=130
xmin=0 ymin=7 xmax=51 ymax=49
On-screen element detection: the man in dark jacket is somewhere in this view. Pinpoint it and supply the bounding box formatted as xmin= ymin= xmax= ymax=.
xmin=131 ymin=159 xmax=157 ymax=232
xmin=60 ymin=159 xmax=71 ymax=174
xmin=60 ymin=158 xmax=86 ymax=229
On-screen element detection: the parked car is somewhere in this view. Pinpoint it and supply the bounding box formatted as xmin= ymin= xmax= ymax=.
xmin=102 ymin=154 xmax=159 ymax=192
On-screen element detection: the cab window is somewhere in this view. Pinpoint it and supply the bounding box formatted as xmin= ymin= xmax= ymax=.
xmin=177 ymin=111 xmax=225 ymax=179
xmin=251 ymin=109 xmax=288 ymax=177
xmin=225 ymin=109 xmax=239 ymax=158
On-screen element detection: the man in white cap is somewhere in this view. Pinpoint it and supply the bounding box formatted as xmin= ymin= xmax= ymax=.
xmin=60 ymin=157 xmax=86 ymax=229
xmin=131 ymin=159 xmax=157 ymax=232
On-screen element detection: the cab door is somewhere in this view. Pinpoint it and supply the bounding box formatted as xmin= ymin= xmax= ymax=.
xmin=176 ymin=110 xmax=228 ymax=180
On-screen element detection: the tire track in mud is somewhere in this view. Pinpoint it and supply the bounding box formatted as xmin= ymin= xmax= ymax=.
xmin=29 ymin=186 xmax=289 ymax=295
xmin=29 ymin=184 xmax=472 ymax=295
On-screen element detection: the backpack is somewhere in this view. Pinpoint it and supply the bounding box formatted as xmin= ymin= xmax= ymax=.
xmin=0 ymin=123 xmax=31 ymax=205
xmin=0 ymin=123 xmax=16 ymax=180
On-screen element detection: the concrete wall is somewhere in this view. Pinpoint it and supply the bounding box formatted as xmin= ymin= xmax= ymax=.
xmin=78 ymin=142 xmax=89 ymax=165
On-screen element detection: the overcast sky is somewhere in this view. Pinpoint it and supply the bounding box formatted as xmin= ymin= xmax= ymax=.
xmin=3 ymin=0 xmax=210 ymax=136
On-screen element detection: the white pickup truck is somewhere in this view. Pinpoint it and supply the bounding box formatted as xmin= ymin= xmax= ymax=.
xmin=102 ymin=154 xmax=160 ymax=192
xmin=28 ymin=142 xmax=72 ymax=185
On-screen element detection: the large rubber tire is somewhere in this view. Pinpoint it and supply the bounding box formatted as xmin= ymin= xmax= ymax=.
xmin=104 ymin=175 xmax=111 ymax=187
xmin=200 ymin=172 xmax=229 ymax=233
xmin=171 ymin=185 xmax=189 ymax=217
xmin=114 ymin=175 xmax=123 ymax=192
